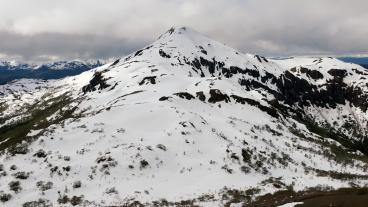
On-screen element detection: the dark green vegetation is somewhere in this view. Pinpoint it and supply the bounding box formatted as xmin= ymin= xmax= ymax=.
xmin=245 ymin=187 xmax=368 ymax=207
xmin=0 ymin=92 xmax=81 ymax=155
xmin=104 ymin=187 xmax=368 ymax=207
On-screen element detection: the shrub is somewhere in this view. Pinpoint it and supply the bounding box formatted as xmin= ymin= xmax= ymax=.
xmin=240 ymin=166 xmax=251 ymax=174
xmin=13 ymin=171 xmax=30 ymax=179
xmin=105 ymin=187 xmax=118 ymax=194
xmin=33 ymin=149 xmax=47 ymax=158
xmin=0 ymin=191 xmax=12 ymax=202
xmin=73 ymin=181 xmax=81 ymax=189
xmin=36 ymin=181 xmax=53 ymax=191
xmin=9 ymin=181 xmax=22 ymax=193
xmin=22 ymin=199 xmax=51 ymax=207
xmin=140 ymin=160 xmax=149 ymax=169
xmin=70 ymin=196 xmax=83 ymax=206
xmin=156 ymin=144 xmax=167 ymax=151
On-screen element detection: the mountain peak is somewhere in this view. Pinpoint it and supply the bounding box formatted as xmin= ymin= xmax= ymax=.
xmin=156 ymin=26 xmax=212 ymax=44
xmin=158 ymin=26 xmax=194 ymax=38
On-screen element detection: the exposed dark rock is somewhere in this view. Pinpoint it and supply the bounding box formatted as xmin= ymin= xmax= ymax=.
xmin=134 ymin=49 xmax=144 ymax=57
xmin=298 ymin=67 xmax=324 ymax=80
xmin=208 ymin=89 xmax=230 ymax=103
xmin=231 ymin=95 xmax=279 ymax=118
xmin=196 ymin=91 xmax=206 ymax=101
xmin=241 ymin=149 xmax=252 ymax=163
xmin=156 ymin=144 xmax=167 ymax=151
xmin=239 ymin=79 xmax=277 ymax=95
xmin=254 ymin=55 xmax=268 ymax=63
xmin=82 ymin=71 xmax=110 ymax=93
xmin=276 ymin=71 xmax=319 ymax=107
xmin=139 ymin=76 xmax=157 ymax=85
xmin=262 ymin=56 xmax=269 ymax=62
xmin=110 ymin=59 xmax=120 ymax=67
xmin=33 ymin=149 xmax=47 ymax=158
xmin=352 ymin=68 xmax=368 ymax=75
xmin=190 ymin=57 xmax=225 ymax=75
xmin=222 ymin=66 xmax=260 ymax=78
xmin=190 ymin=58 xmax=205 ymax=77
xmin=261 ymin=71 xmax=278 ymax=84
xmin=159 ymin=50 xmax=171 ymax=58
xmin=255 ymin=55 xmax=262 ymax=63
xmin=328 ymin=69 xmax=347 ymax=78
xmin=174 ymin=92 xmax=195 ymax=100
xmin=159 ymin=96 xmax=171 ymax=101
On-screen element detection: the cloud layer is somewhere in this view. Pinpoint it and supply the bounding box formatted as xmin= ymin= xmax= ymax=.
xmin=1 ymin=0 xmax=367 ymax=61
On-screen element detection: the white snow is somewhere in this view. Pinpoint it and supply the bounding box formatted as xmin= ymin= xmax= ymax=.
xmin=278 ymin=202 xmax=304 ymax=207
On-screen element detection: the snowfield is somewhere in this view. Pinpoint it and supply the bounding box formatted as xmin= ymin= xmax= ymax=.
xmin=1 ymin=27 xmax=368 ymax=206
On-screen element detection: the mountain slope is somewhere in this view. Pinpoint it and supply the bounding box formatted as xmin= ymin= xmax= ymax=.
xmin=1 ymin=27 xmax=368 ymax=206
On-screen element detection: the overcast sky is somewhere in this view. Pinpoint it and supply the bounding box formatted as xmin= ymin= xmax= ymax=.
xmin=0 ymin=0 xmax=367 ymax=62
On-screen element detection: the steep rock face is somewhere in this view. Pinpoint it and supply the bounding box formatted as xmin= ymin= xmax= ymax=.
xmin=273 ymin=57 xmax=368 ymax=156
xmin=1 ymin=27 xmax=368 ymax=206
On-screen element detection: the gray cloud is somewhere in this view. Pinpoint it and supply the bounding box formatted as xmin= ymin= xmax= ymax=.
xmin=0 ymin=0 xmax=367 ymax=62
xmin=0 ymin=31 xmax=148 ymax=62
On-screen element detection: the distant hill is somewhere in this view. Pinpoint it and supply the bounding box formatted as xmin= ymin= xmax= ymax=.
xmin=0 ymin=60 xmax=104 ymax=85
xmin=338 ymin=57 xmax=368 ymax=69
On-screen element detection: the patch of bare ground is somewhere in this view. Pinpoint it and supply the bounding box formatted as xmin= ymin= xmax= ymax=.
xmin=245 ymin=187 xmax=368 ymax=207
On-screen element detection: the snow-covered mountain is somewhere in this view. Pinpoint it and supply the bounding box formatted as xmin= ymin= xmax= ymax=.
xmin=0 ymin=60 xmax=103 ymax=71
xmin=0 ymin=60 xmax=104 ymax=85
xmin=1 ymin=27 xmax=368 ymax=206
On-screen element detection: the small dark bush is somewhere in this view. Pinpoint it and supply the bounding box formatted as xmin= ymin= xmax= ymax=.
xmin=156 ymin=144 xmax=167 ymax=151
xmin=23 ymin=199 xmax=51 ymax=207
xmin=13 ymin=171 xmax=30 ymax=179
xmin=73 ymin=181 xmax=81 ymax=189
xmin=140 ymin=160 xmax=149 ymax=169
xmin=0 ymin=191 xmax=12 ymax=202
xmin=9 ymin=181 xmax=22 ymax=193
xmin=33 ymin=149 xmax=47 ymax=158
xmin=70 ymin=196 xmax=83 ymax=206
xmin=240 ymin=166 xmax=251 ymax=174
xmin=36 ymin=181 xmax=53 ymax=191
xmin=11 ymin=143 xmax=29 ymax=155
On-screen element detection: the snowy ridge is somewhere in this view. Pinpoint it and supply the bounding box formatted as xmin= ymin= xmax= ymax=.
xmin=1 ymin=27 xmax=368 ymax=206
xmin=0 ymin=60 xmax=104 ymax=71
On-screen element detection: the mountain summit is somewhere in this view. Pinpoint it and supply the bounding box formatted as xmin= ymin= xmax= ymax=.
xmin=1 ymin=27 xmax=368 ymax=206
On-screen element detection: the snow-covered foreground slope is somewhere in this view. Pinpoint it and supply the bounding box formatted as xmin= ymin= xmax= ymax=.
xmin=1 ymin=27 xmax=368 ymax=206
